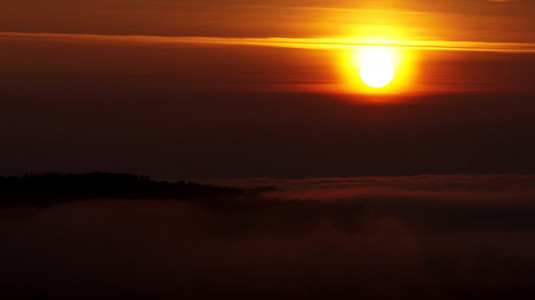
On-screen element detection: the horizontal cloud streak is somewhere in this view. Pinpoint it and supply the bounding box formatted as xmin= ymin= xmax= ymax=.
xmin=3 ymin=31 xmax=535 ymax=53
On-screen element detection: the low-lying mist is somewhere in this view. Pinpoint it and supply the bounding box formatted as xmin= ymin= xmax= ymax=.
xmin=2 ymin=174 xmax=535 ymax=299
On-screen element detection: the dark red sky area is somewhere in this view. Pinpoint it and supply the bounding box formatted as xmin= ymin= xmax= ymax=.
xmin=1 ymin=34 xmax=535 ymax=178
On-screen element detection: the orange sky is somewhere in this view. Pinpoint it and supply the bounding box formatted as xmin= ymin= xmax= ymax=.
xmin=2 ymin=0 xmax=535 ymax=43
xmin=3 ymin=31 xmax=534 ymax=95
xmin=3 ymin=0 xmax=535 ymax=95
xmin=1 ymin=0 xmax=535 ymax=178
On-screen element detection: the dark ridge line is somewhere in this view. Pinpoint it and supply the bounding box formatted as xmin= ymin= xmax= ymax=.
xmin=0 ymin=172 xmax=280 ymax=207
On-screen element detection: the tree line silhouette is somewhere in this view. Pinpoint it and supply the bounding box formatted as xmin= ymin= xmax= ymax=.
xmin=0 ymin=172 xmax=271 ymax=207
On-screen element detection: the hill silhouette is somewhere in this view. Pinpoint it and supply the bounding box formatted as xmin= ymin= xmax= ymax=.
xmin=0 ymin=172 xmax=259 ymax=207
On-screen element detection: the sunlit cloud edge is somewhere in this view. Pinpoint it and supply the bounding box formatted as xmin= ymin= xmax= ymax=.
xmin=2 ymin=31 xmax=535 ymax=53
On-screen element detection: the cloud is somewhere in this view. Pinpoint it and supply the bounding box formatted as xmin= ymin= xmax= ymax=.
xmin=2 ymin=174 xmax=535 ymax=299
xmin=209 ymin=174 xmax=535 ymax=201
xmin=2 ymin=31 xmax=535 ymax=53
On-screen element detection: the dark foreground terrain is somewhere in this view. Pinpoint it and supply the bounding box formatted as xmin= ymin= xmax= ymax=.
xmin=1 ymin=173 xmax=535 ymax=299
xmin=0 ymin=173 xmax=249 ymax=206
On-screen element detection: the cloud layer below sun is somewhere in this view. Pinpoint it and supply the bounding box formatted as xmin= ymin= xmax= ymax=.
xmin=2 ymin=174 xmax=535 ymax=299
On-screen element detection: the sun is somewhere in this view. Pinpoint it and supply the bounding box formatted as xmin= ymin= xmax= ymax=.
xmin=337 ymin=44 xmax=414 ymax=95
xmin=359 ymin=48 xmax=395 ymax=88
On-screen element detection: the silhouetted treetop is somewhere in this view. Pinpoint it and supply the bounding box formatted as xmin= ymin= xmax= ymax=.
xmin=0 ymin=172 xmax=248 ymax=206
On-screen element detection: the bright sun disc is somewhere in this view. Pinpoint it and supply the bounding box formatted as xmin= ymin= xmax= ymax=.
xmin=359 ymin=49 xmax=395 ymax=88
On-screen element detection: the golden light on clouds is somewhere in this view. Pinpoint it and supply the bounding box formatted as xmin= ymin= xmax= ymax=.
xmin=2 ymin=32 xmax=535 ymax=53
xmin=3 ymin=31 xmax=535 ymax=96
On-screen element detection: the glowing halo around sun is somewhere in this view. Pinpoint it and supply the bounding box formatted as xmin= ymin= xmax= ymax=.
xmin=359 ymin=50 xmax=395 ymax=88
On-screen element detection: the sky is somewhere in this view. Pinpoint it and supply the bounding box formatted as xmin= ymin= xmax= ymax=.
xmin=2 ymin=0 xmax=535 ymax=178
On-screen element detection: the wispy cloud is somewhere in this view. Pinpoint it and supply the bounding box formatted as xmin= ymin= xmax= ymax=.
xmin=3 ymin=31 xmax=535 ymax=53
